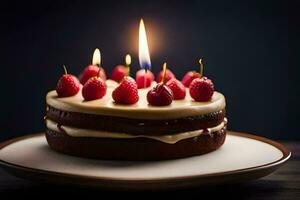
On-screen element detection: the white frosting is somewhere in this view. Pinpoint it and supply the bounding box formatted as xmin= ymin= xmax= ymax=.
xmin=46 ymin=80 xmax=226 ymax=120
xmin=105 ymin=79 xmax=119 ymax=88
xmin=46 ymin=119 xmax=226 ymax=144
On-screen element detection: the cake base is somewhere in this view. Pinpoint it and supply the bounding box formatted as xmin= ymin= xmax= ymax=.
xmin=45 ymin=128 xmax=226 ymax=160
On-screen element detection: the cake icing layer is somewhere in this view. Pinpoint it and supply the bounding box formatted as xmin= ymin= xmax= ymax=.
xmin=46 ymin=79 xmax=226 ymax=120
xmin=46 ymin=119 xmax=226 ymax=144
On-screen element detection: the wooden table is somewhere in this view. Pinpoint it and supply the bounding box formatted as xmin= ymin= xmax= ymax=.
xmin=0 ymin=142 xmax=299 ymax=199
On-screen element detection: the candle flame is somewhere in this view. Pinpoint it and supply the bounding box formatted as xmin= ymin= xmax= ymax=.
xmin=92 ymin=48 xmax=101 ymax=66
xmin=125 ymin=54 xmax=131 ymax=66
xmin=139 ymin=19 xmax=151 ymax=70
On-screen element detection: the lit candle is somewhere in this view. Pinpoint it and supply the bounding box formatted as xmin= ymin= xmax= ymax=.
xmin=92 ymin=48 xmax=101 ymax=67
xmin=125 ymin=54 xmax=131 ymax=76
xmin=136 ymin=19 xmax=154 ymax=89
xmin=110 ymin=54 xmax=131 ymax=82
xmin=78 ymin=48 xmax=106 ymax=85
xmin=92 ymin=48 xmax=105 ymax=79
xmin=139 ymin=19 xmax=151 ymax=71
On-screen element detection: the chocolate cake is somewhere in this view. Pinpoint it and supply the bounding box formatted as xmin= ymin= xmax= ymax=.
xmin=45 ymin=80 xmax=227 ymax=160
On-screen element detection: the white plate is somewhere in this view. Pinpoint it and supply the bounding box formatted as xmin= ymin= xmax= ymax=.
xmin=0 ymin=132 xmax=290 ymax=190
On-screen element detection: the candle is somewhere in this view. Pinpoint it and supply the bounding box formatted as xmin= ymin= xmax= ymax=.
xmin=110 ymin=54 xmax=131 ymax=82
xmin=162 ymin=62 xmax=167 ymax=84
xmin=139 ymin=19 xmax=151 ymax=71
xmin=199 ymin=58 xmax=204 ymax=77
xmin=92 ymin=48 xmax=101 ymax=67
xmin=125 ymin=54 xmax=131 ymax=76
xmin=92 ymin=48 xmax=102 ymax=77
xmin=136 ymin=19 xmax=154 ymax=89
xmin=181 ymin=59 xmax=203 ymax=87
xmin=112 ymin=54 xmax=139 ymax=105
xmin=79 ymin=48 xmax=106 ymax=85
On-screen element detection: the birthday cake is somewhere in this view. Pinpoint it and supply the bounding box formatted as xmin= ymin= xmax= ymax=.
xmin=45 ymin=58 xmax=227 ymax=160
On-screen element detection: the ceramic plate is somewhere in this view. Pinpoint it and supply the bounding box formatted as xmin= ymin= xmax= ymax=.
xmin=0 ymin=131 xmax=290 ymax=190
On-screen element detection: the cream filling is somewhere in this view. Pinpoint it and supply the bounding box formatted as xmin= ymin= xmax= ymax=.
xmin=46 ymin=119 xmax=226 ymax=144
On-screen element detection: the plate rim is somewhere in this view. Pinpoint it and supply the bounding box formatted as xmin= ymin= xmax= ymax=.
xmin=0 ymin=131 xmax=291 ymax=184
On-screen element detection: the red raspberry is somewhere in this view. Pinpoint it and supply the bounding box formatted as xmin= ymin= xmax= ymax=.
xmin=56 ymin=74 xmax=80 ymax=97
xmin=135 ymin=69 xmax=154 ymax=89
xmin=181 ymin=71 xmax=201 ymax=87
xmin=79 ymin=65 xmax=106 ymax=85
xmin=147 ymin=83 xmax=174 ymax=106
xmin=110 ymin=65 xmax=128 ymax=82
xmin=82 ymin=77 xmax=107 ymax=101
xmin=166 ymin=78 xmax=186 ymax=100
xmin=189 ymin=77 xmax=214 ymax=102
xmin=156 ymin=69 xmax=175 ymax=83
xmin=112 ymin=76 xmax=139 ymax=104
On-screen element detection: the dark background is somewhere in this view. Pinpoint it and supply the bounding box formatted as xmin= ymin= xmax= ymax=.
xmin=0 ymin=0 xmax=296 ymax=141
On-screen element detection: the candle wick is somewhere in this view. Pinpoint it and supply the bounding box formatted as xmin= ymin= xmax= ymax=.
xmin=126 ymin=65 xmax=130 ymax=77
xmin=199 ymin=58 xmax=204 ymax=77
xmin=97 ymin=64 xmax=101 ymax=78
xmin=144 ymin=69 xmax=147 ymax=88
xmin=125 ymin=54 xmax=131 ymax=76
xmin=63 ymin=65 xmax=68 ymax=75
xmin=162 ymin=62 xmax=167 ymax=84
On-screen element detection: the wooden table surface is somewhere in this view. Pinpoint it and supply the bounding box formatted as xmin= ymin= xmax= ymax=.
xmin=0 ymin=142 xmax=299 ymax=199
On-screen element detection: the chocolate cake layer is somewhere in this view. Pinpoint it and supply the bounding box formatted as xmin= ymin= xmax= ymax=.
xmin=46 ymin=105 xmax=225 ymax=135
xmin=45 ymin=128 xmax=226 ymax=160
